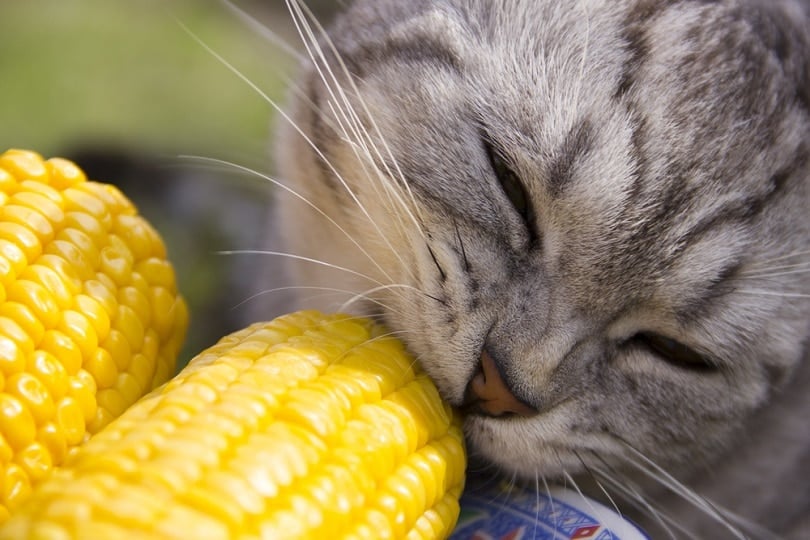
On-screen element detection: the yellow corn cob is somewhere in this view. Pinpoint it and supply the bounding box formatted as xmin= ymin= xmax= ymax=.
xmin=0 ymin=149 xmax=188 ymax=520
xmin=0 ymin=311 xmax=466 ymax=540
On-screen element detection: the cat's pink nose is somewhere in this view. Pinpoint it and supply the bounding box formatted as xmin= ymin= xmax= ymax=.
xmin=467 ymin=350 xmax=537 ymax=417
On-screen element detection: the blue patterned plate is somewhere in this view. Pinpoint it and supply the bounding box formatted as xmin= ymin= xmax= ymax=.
xmin=451 ymin=475 xmax=649 ymax=540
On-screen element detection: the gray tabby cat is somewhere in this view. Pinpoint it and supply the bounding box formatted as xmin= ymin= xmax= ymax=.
xmin=269 ymin=0 xmax=810 ymax=537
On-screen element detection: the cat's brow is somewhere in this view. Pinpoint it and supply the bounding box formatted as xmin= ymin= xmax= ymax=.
xmin=338 ymin=36 xmax=463 ymax=76
xmin=546 ymin=117 xmax=595 ymax=198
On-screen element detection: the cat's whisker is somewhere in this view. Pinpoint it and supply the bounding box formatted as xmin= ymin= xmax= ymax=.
xmin=176 ymin=16 xmax=398 ymax=279
xmin=178 ymin=155 xmax=397 ymax=283
xmin=742 ymin=260 xmax=810 ymax=273
xmin=573 ymin=450 xmax=625 ymax=521
xmin=229 ymin=284 xmax=410 ymax=318
xmin=734 ymin=289 xmax=810 ymax=299
xmin=220 ymin=0 xmax=305 ymax=63
xmin=736 ymin=267 xmax=810 ymax=279
xmin=539 ymin=473 xmax=559 ymax=533
xmin=746 ymin=249 xmax=810 ymax=267
xmin=588 ymin=462 xmax=688 ymax=540
xmin=325 ymin=102 xmax=421 ymax=283
xmin=285 ymin=2 xmax=424 ymax=277
xmin=286 ymin=0 xmax=427 ymax=234
xmin=532 ymin=473 xmax=541 ymax=540
xmin=217 ymin=249 xmax=387 ymax=288
xmin=618 ymin=442 xmax=748 ymax=540
xmin=338 ymin=283 xmax=439 ymax=313
xmin=563 ymin=470 xmax=605 ymax=525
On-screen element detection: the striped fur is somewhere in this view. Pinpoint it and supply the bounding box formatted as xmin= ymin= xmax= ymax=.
xmin=274 ymin=1 xmax=810 ymax=537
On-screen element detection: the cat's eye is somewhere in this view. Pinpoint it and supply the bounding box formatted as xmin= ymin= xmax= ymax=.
xmin=632 ymin=332 xmax=718 ymax=372
xmin=483 ymin=138 xmax=532 ymax=223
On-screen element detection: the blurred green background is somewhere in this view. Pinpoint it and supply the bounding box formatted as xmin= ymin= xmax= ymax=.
xmin=0 ymin=0 xmax=337 ymax=367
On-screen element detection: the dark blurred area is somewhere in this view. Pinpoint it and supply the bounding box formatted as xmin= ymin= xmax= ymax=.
xmin=1 ymin=0 xmax=341 ymax=368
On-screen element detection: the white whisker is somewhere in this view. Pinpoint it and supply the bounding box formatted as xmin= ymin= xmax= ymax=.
xmin=227 ymin=285 xmax=407 ymax=316
xmin=176 ymin=17 xmax=395 ymax=274
xmin=562 ymin=470 xmax=604 ymax=524
xmin=540 ymin=474 xmax=559 ymax=534
xmin=589 ymin=463 xmax=687 ymax=540
xmin=735 ymin=289 xmax=810 ymax=299
xmin=738 ymin=267 xmax=810 ymax=279
xmin=221 ymin=0 xmax=305 ymax=63
xmin=338 ymin=283 xmax=435 ymax=313
xmin=218 ymin=249 xmax=385 ymax=287
xmin=287 ymin=0 xmax=427 ymax=233
xmin=179 ymin=155 xmax=396 ymax=282
xmin=620 ymin=444 xmax=748 ymax=540
xmin=746 ymin=249 xmax=810 ymax=267
xmin=284 ymin=2 xmax=418 ymax=277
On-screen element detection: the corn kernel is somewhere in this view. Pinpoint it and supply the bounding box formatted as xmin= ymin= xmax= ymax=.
xmin=0 ymin=150 xmax=47 ymax=184
xmin=44 ymin=240 xmax=93 ymax=281
xmin=0 ymin=170 xmax=14 ymax=198
xmin=0 ymin=312 xmax=463 ymax=538
xmin=7 ymin=280 xmax=60 ymax=330
xmin=71 ymin=295 xmax=110 ymax=344
xmin=83 ymin=349 xmax=117 ymax=390
xmin=45 ymin=157 xmax=86 ymax=189
xmin=99 ymin=246 xmax=133 ymax=287
xmin=63 ymin=212 xmax=105 ymax=249
xmin=39 ymin=331 xmax=82 ymax=376
xmin=66 ymin=372 xmax=97 ymax=425
xmin=0 ymin=337 xmax=26 ymax=377
xmin=0 ymin=317 xmax=33 ymax=361
xmin=126 ymin=353 xmax=153 ymax=391
xmin=61 ymin=189 xmax=106 ymax=221
xmin=28 ymin=350 xmax=69 ymax=402
xmin=6 ymin=373 xmax=55 ymax=426
xmin=36 ymin=423 xmax=67 ymax=466
xmin=54 ymin=229 xmax=99 ymax=272
xmin=114 ymin=304 xmax=144 ymax=353
xmin=117 ymin=286 xmax=151 ymax=329
xmin=19 ymin=264 xmax=75 ymax=311
xmin=0 ymin=464 xmax=31 ymax=510
xmin=0 ymin=206 xmax=53 ymax=245
xmin=12 ymin=442 xmax=52 ymax=483
xmin=113 ymin=215 xmax=156 ymax=261
xmin=0 ymin=395 xmax=36 ymax=450
xmin=0 ymin=223 xmax=40 ymax=263
xmin=10 ymin=192 xmax=64 ymax=230
xmin=0 ymin=439 xmax=11 ymax=467
xmin=55 ymin=396 xmax=85 ymax=446
xmin=0 ymin=241 xmax=26 ymax=289
xmin=0 ymin=303 xmax=44 ymax=347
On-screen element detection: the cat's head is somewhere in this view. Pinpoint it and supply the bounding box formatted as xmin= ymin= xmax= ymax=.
xmin=276 ymin=0 xmax=810 ymax=480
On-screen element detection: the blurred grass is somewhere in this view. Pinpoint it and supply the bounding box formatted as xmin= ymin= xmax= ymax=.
xmin=0 ymin=0 xmax=293 ymax=162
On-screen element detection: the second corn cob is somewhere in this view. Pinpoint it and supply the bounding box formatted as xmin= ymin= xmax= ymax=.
xmin=0 ymin=311 xmax=466 ymax=540
xmin=0 ymin=149 xmax=188 ymax=520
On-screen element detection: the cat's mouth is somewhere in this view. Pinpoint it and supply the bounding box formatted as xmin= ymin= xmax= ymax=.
xmin=461 ymin=348 xmax=538 ymax=418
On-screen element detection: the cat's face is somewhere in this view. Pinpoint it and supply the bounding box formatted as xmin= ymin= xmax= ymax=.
xmin=276 ymin=0 xmax=810 ymax=483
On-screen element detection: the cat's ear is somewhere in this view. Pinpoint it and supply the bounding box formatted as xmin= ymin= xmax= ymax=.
xmin=745 ymin=0 xmax=810 ymax=111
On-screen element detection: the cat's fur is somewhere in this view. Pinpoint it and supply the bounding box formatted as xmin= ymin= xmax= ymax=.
xmin=272 ymin=0 xmax=810 ymax=537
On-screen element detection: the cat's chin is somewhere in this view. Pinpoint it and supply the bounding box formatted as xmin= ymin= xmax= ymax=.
xmin=463 ymin=414 xmax=591 ymax=481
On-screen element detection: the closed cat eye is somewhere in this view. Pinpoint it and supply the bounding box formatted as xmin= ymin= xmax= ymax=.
xmin=632 ymin=332 xmax=718 ymax=372
xmin=482 ymin=138 xmax=532 ymax=224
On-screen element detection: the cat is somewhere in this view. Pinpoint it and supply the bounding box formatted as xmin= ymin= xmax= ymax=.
xmin=264 ymin=0 xmax=810 ymax=537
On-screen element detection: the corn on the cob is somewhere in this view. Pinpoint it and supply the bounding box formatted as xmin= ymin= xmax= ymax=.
xmin=0 ymin=311 xmax=466 ymax=540
xmin=0 ymin=149 xmax=188 ymax=520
